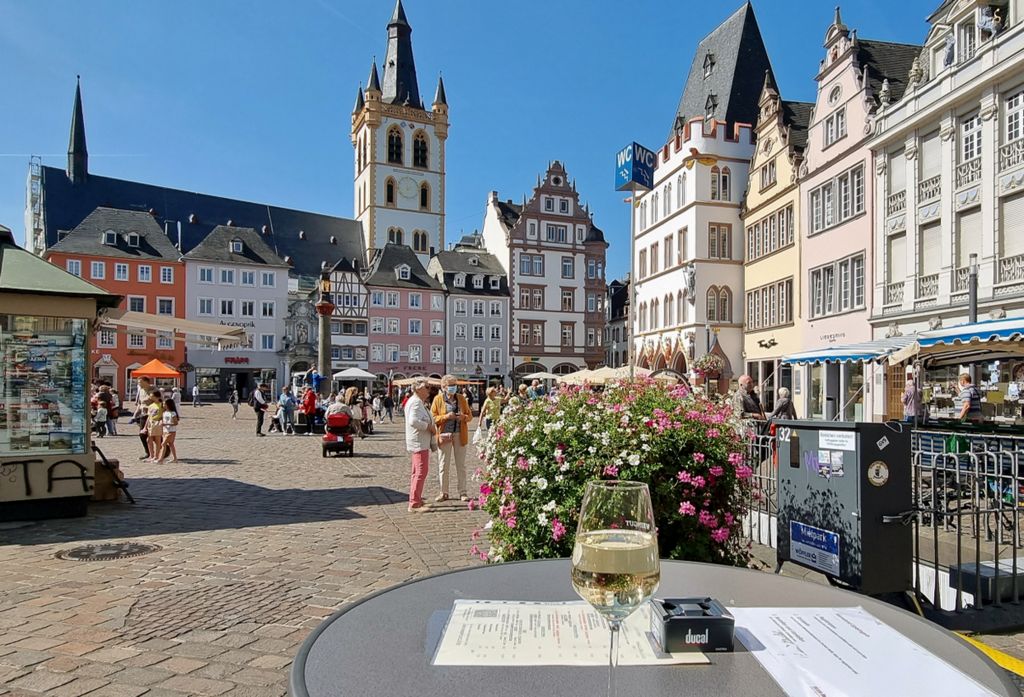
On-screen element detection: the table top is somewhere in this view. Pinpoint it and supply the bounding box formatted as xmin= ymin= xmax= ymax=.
xmin=290 ymin=559 xmax=1017 ymax=697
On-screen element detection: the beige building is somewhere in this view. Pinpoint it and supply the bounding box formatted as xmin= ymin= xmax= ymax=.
xmin=742 ymin=75 xmax=812 ymax=415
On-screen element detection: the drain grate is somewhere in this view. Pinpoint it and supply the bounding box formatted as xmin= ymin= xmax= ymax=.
xmin=56 ymin=541 xmax=162 ymax=562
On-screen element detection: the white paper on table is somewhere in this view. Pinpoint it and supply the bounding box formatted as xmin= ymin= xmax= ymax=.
xmin=730 ymin=606 xmax=1000 ymax=697
xmin=432 ymin=599 xmax=708 ymax=666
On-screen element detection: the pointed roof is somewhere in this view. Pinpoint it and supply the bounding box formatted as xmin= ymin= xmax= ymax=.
xmin=668 ymin=3 xmax=774 ymax=138
xmin=433 ymin=75 xmax=447 ymax=106
xmin=353 ymin=85 xmax=364 ymax=113
xmin=381 ymin=0 xmax=422 ymax=108
xmin=366 ymin=61 xmax=381 ymax=93
xmin=362 ymin=243 xmax=440 ymax=289
xmin=68 ymin=76 xmax=88 ymax=184
xmin=183 ymin=225 xmax=289 ymax=267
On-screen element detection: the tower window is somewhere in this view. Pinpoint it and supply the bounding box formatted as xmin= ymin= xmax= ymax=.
xmin=413 ymin=132 xmax=428 ymax=168
xmin=387 ymin=127 xmax=403 ymax=165
xmin=413 ymin=230 xmax=429 ymax=253
xmin=420 ymin=182 xmax=430 ymax=211
xmin=388 ymin=227 xmax=404 ymax=245
xmin=705 ymin=95 xmax=718 ymax=120
xmin=386 ymin=177 xmax=396 ymax=206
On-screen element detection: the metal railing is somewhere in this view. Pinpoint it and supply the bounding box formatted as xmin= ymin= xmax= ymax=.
xmin=998 ymin=253 xmax=1024 ymax=284
xmin=884 ymin=281 xmax=905 ymax=305
xmin=956 ymin=157 xmax=982 ymax=188
xmin=916 ymin=273 xmax=939 ymax=299
xmin=740 ymin=430 xmax=777 ymax=549
xmin=1000 ymin=138 xmax=1024 ymax=171
xmin=952 ymin=266 xmax=970 ymax=293
xmin=918 ymin=174 xmax=941 ymax=202
xmin=887 ymin=189 xmax=907 ymax=216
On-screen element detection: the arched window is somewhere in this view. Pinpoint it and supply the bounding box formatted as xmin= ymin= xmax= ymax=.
xmin=419 ymin=182 xmax=430 ymax=211
xmin=388 ymin=227 xmax=404 ymax=245
xmin=387 ymin=126 xmax=403 ymax=165
xmin=638 ymin=303 xmax=647 ymax=332
xmin=710 ymin=166 xmax=721 ymax=200
xmin=665 ymin=182 xmax=672 ymax=216
xmin=720 ymin=167 xmax=731 ymax=202
xmin=412 ymin=230 xmax=429 ymax=253
xmin=677 ymin=290 xmax=685 ymax=324
xmin=413 ymin=131 xmax=428 ymax=168
xmin=719 ymin=287 xmax=732 ymax=322
xmin=665 ymin=294 xmax=673 ymax=326
xmin=651 ymin=299 xmax=659 ymax=329
xmin=706 ymin=287 xmax=719 ymax=322
xmin=362 ymin=138 xmax=368 ymax=169
xmin=385 ymin=177 xmax=396 ymax=206
xmin=357 ymin=137 xmax=362 ymax=171
xmin=652 ymin=192 xmax=660 ymax=223
xmin=640 ymin=202 xmax=647 ymax=229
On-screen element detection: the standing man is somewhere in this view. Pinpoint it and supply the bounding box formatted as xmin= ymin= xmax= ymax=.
xmin=430 ymin=375 xmax=471 ymax=502
xmin=384 ymin=392 xmax=395 ymax=423
xmin=192 ymin=382 xmax=200 ymax=407
xmin=253 ymin=383 xmax=268 ymax=436
xmin=731 ymin=375 xmax=766 ymax=421
xmin=958 ymin=373 xmax=983 ymax=424
xmin=278 ymin=385 xmax=297 ymax=434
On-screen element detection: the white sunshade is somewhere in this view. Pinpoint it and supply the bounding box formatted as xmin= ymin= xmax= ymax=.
xmin=101 ymin=309 xmax=247 ymax=347
xmin=333 ymin=367 xmax=378 ymax=380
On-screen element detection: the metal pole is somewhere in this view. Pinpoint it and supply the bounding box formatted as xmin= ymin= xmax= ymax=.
xmin=627 ymin=184 xmax=637 ymax=380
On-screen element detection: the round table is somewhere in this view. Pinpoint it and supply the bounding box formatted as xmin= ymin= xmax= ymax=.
xmin=291 ymin=559 xmax=1017 ymax=697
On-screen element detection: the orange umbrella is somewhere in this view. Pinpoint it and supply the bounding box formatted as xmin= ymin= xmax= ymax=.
xmin=131 ymin=359 xmax=182 ymax=379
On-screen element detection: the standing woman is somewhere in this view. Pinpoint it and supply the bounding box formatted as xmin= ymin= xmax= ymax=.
xmin=229 ymin=388 xmax=239 ymax=419
xmin=479 ymin=386 xmax=501 ymax=432
xmin=157 ymin=398 xmax=179 ymax=463
xmin=404 ymin=379 xmax=435 ymax=512
xmin=431 ymin=375 xmax=471 ymax=502
xmin=145 ymin=391 xmax=164 ymax=461
xmin=107 ymin=386 xmax=120 ymax=436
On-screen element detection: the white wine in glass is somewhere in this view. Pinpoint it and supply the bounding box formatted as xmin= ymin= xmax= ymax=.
xmin=571 ymin=481 xmax=660 ymax=697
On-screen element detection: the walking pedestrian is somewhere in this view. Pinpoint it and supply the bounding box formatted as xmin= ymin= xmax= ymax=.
xmin=372 ymin=394 xmax=383 ymax=423
xmin=252 ymin=383 xmax=268 ymax=436
xmin=958 ymin=373 xmax=983 ymax=424
xmin=384 ymin=393 xmax=395 ymax=422
xmin=769 ymin=387 xmax=797 ymax=421
xmin=192 ymin=383 xmax=200 ymax=407
xmin=229 ymin=388 xmax=239 ymax=419
xmin=157 ymin=398 xmax=179 ymax=463
xmin=902 ymin=378 xmax=922 ymax=424
xmin=431 ymin=374 xmax=471 ymax=502
xmin=479 ymin=386 xmax=501 ymax=431
xmin=171 ymin=385 xmax=182 ymax=413
xmin=278 ymin=385 xmax=297 ymax=434
xmin=404 ymin=379 xmax=435 ymax=512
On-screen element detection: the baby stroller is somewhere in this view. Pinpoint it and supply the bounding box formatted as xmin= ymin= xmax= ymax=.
xmin=322 ymin=412 xmax=355 ymax=457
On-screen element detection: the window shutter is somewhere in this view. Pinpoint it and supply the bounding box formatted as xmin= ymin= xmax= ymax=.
xmin=918 ymin=222 xmax=942 ymax=275
xmin=889 ymin=150 xmax=906 ymax=193
xmin=887 ymin=233 xmax=906 ymax=283
xmin=920 ymin=131 xmax=941 ymax=178
xmin=1000 ymin=192 xmax=1024 ymax=258
xmin=957 ymin=209 xmax=982 ymax=267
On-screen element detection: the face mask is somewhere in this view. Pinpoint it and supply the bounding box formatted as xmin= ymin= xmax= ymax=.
xmin=447 ymin=386 xmax=457 ymax=395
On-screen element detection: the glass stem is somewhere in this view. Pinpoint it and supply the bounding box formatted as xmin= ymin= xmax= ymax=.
xmin=607 ymin=619 xmax=621 ymax=697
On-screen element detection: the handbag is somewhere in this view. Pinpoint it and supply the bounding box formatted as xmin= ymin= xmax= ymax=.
xmin=429 ymin=435 xmax=439 ymax=452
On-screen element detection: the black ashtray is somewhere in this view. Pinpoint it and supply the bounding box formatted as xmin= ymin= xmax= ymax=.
xmin=649 ymin=597 xmax=735 ymax=653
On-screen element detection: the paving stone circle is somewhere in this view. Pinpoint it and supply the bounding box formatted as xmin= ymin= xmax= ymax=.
xmin=55 ymin=540 xmax=163 ymax=561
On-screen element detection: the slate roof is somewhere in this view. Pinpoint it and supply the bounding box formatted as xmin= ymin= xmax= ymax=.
xmin=668 ymin=2 xmax=775 ymax=138
xmin=781 ymin=100 xmax=814 ymax=151
xmin=183 ymin=225 xmax=288 ymax=267
xmin=608 ymin=279 xmax=629 ymax=321
xmin=38 ymin=166 xmax=365 ymax=279
xmin=856 ymin=39 xmax=922 ymax=108
xmin=381 ymin=0 xmax=423 ymax=108
xmin=430 ymin=250 xmax=509 ymax=297
xmin=362 ymin=243 xmax=441 ymax=290
xmin=46 ymin=207 xmax=182 ymax=260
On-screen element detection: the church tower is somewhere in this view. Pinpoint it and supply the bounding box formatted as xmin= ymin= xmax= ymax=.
xmin=352 ymin=0 xmax=447 ymax=264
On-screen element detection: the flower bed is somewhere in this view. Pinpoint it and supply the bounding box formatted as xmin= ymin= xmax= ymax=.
xmin=472 ymin=379 xmax=752 ymax=565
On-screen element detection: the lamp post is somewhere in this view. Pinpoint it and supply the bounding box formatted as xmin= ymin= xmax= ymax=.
xmin=315 ymin=270 xmax=335 ymax=397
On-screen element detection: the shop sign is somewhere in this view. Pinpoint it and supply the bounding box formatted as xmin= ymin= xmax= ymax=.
xmin=224 ymin=356 xmax=250 ymax=364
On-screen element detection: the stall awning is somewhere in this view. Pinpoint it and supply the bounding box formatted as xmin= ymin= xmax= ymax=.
xmin=781 ymin=336 xmax=916 ymax=365
xmin=131 ymin=359 xmax=182 ymax=379
xmin=101 ymin=309 xmax=246 ymax=347
xmin=888 ymin=317 xmax=1024 ymax=367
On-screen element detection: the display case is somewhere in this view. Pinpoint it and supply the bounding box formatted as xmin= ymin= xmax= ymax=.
xmin=0 ymin=314 xmax=89 ymax=457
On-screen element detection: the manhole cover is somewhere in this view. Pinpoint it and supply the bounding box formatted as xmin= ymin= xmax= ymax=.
xmin=56 ymin=541 xmax=162 ymax=562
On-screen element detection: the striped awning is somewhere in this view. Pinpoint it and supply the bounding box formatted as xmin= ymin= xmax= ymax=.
xmin=781 ymin=336 xmax=916 ymax=365
xmin=888 ymin=317 xmax=1024 ymax=366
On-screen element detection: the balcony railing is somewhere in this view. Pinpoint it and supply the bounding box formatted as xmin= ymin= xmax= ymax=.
xmin=886 ymin=189 xmax=906 ymax=216
xmin=998 ymin=253 xmax=1024 ymax=283
xmin=918 ymin=174 xmax=941 ymax=202
xmin=916 ymin=273 xmax=939 ymax=299
xmin=884 ymin=281 xmax=905 ymax=305
xmin=1000 ymin=138 xmax=1024 ymax=172
xmin=955 ymin=157 xmax=982 ymax=188
xmin=952 ymin=266 xmax=970 ymax=293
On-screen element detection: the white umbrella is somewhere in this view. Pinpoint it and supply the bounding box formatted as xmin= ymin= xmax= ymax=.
xmin=526 ymin=371 xmax=562 ymax=381
xmin=560 ymin=368 xmax=596 ymax=385
xmin=333 ymin=367 xmax=378 ymax=381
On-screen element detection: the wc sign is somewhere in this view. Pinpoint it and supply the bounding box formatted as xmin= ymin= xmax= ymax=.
xmin=614 ymin=142 xmax=656 ymax=191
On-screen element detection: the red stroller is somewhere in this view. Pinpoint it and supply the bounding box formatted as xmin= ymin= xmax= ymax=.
xmin=322 ymin=412 xmax=355 ymax=457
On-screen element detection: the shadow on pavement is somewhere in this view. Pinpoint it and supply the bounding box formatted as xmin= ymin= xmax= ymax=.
xmin=0 ymin=478 xmax=408 ymax=545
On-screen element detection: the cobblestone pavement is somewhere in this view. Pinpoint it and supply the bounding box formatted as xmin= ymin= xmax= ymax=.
xmin=0 ymin=404 xmax=487 ymax=697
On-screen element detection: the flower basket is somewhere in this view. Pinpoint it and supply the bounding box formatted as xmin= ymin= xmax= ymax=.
xmin=471 ymin=379 xmax=752 ymax=566
xmin=693 ymin=353 xmax=724 ymax=378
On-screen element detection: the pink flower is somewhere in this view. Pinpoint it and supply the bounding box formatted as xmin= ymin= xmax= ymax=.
xmin=517 ymin=456 xmax=530 ymax=470
xmin=506 ymin=516 xmax=517 ymax=529
xmin=468 ymin=499 xmax=478 ymax=511
xmin=678 ymin=501 xmax=696 ymax=516
xmin=724 ymin=512 xmax=735 ymax=526
xmin=690 ymin=475 xmax=706 ymax=489
xmin=736 ymin=464 xmax=753 ymax=480
xmin=728 ymin=452 xmax=744 ymax=466
xmin=470 ymin=544 xmax=481 ymax=556
xmin=603 ymin=465 xmax=619 ymax=477
xmin=479 ymin=551 xmax=489 ymax=561
xmin=676 ymin=470 xmax=691 ymax=483
xmin=693 ymin=452 xmax=705 ymax=463
xmin=711 ymin=527 xmax=730 ymax=543
xmin=551 ymin=518 xmax=567 ymax=541
xmin=709 ymin=465 xmax=724 ymax=477
xmin=480 ymin=483 xmax=494 ymax=497
xmin=471 ymin=529 xmax=481 ymax=540
xmin=698 ymin=510 xmax=718 ymax=529
xmin=706 ymin=428 xmax=720 ymax=438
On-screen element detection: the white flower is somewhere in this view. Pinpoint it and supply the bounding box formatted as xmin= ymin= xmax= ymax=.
xmin=537 ymin=513 xmax=549 ymax=526
xmin=531 ymin=476 xmax=549 ymax=491
xmin=555 ymin=474 xmax=565 ymax=482
xmin=543 ymin=499 xmax=557 ymax=512
xmin=642 ymin=444 xmax=650 ymax=451
xmin=484 ymin=520 xmax=494 ymax=530
xmin=628 ymin=453 xmax=641 ymax=467
xmin=559 ymin=461 xmax=570 ymax=472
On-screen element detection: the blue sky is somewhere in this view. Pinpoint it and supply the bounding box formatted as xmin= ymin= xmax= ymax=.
xmin=0 ymin=0 xmax=934 ymax=279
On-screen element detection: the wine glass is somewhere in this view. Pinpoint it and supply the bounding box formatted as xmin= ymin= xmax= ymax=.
xmin=571 ymin=480 xmax=660 ymax=697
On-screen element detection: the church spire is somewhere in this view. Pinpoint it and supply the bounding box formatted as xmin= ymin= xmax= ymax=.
xmin=353 ymin=84 xmax=365 ymax=114
xmin=433 ymin=75 xmax=447 ymax=107
xmin=68 ymin=76 xmax=88 ymax=184
xmin=381 ymin=0 xmax=422 ymax=108
xmin=366 ymin=60 xmax=381 ymax=94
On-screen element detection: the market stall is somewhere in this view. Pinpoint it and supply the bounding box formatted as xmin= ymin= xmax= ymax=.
xmin=0 ymin=226 xmax=119 ymax=520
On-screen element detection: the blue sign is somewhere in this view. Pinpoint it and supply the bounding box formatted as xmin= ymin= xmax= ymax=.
xmin=790 ymin=521 xmax=840 ymax=576
xmin=614 ymin=142 xmax=656 ymax=192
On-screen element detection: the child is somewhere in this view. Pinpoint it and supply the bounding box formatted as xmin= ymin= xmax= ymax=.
xmin=267 ymin=401 xmax=283 ymax=433
xmin=157 ymin=398 xmax=179 ymax=464
xmin=93 ymin=403 xmax=108 ymax=438
xmin=145 ymin=392 xmax=164 ymax=462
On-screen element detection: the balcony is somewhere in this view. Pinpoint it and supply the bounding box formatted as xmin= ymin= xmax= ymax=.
xmin=886 ymin=190 xmax=906 ymax=216
xmin=1000 ymin=139 xmax=1024 ymax=172
xmin=998 ymin=253 xmax=1024 ymax=284
xmin=952 ymin=266 xmax=970 ymax=293
xmin=955 ymin=157 xmax=982 ymax=188
xmin=884 ymin=282 xmax=904 ymax=306
xmin=916 ymin=273 xmax=939 ymax=299
xmin=918 ymin=174 xmax=941 ymax=202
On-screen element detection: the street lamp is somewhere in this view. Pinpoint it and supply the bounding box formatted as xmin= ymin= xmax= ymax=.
xmin=315 ymin=270 xmax=336 ymax=396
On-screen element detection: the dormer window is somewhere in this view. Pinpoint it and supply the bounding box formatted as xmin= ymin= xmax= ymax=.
xmin=473 ymin=275 xmax=484 ymax=289
xmin=705 ymin=95 xmax=718 ymax=120
xmin=127 ymin=233 xmax=140 ymax=248
xmin=230 ymin=239 xmax=243 ymax=253
xmin=703 ymin=53 xmax=715 ymax=78
xmin=468 ymin=256 xmax=479 ymax=266
xmin=396 ymin=265 xmax=410 ymax=281
xmin=102 ymin=230 xmax=118 ymax=246
xmin=454 ymin=273 xmax=466 ymax=288
xmin=489 ymin=276 xmax=500 ymax=289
